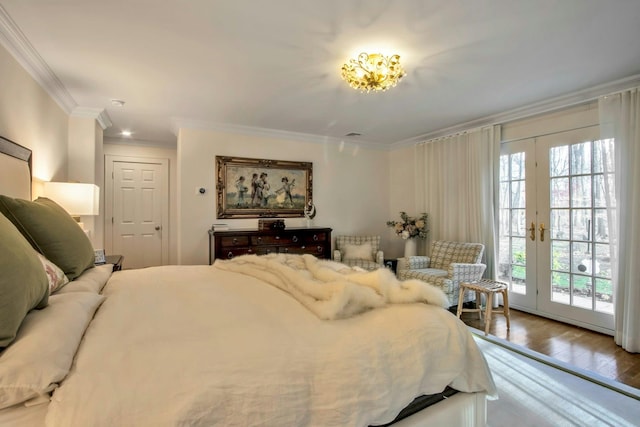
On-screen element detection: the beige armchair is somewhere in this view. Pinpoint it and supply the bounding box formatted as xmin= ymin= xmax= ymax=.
xmin=397 ymin=240 xmax=486 ymax=307
xmin=333 ymin=235 xmax=384 ymax=271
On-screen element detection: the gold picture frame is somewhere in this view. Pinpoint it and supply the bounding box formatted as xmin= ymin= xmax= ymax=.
xmin=216 ymin=156 xmax=313 ymax=219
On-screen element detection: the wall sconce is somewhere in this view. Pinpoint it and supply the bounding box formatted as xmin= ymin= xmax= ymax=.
xmin=43 ymin=182 xmax=100 ymax=230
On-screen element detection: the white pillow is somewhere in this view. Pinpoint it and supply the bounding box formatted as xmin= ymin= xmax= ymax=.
xmin=0 ymin=292 xmax=105 ymax=409
xmin=54 ymin=263 xmax=113 ymax=295
xmin=342 ymin=243 xmax=373 ymax=261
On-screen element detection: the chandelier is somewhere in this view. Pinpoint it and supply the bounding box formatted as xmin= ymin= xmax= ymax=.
xmin=340 ymin=52 xmax=406 ymax=93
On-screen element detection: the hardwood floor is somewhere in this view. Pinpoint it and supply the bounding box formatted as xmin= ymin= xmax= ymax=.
xmin=457 ymin=307 xmax=640 ymax=390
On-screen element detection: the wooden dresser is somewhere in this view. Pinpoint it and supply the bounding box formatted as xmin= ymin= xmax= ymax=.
xmin=209 ymin=227 xmax=332 ymax=264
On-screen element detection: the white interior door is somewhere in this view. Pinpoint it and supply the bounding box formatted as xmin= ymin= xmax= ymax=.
xmin=105 ymin=156 xmax=168 ymax=269
xmin=499 ymin=127 xmax=614 ymax=333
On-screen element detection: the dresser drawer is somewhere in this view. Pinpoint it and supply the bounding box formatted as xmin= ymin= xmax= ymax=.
xmin=219 ymin=235 xmax=250 ymax=248
xmin=252 ymin=234 xmax=303 ymax=245
xmin=218 ymin=246 xmax=256 ymax=259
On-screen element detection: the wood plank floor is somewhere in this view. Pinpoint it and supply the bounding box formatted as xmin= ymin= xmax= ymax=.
xmin=457 ymin=308 xmax=640 ymax=390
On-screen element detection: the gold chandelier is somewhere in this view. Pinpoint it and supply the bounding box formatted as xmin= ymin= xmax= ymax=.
xmin=341 ymin=52 xmax=406 ymax=93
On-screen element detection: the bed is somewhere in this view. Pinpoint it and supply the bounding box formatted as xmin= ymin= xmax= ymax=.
xmin=0 ymin=137 xmax=497 ymax=427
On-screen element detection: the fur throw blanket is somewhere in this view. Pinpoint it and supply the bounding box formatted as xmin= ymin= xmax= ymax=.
xmin=214 ymin=254 xmax=449 ymax=320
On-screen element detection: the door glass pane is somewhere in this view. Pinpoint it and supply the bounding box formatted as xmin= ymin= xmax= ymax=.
xmin=498 ymin=152 xmax=527 ymax=295
xmin=550 ymin=177 xmax=569 ymax=208
xmin=571 ymin=141 xmax=591 ymax=175
xmin=551 ymin=209 xmax=569 ymax=240
xmin=571 ymin=209 xmax=592 ymax=242
xmin=550 ymin=146 xmax=569 ymax=177
xmin=548 ymin=139 xmax=613 ymax=315
xmin=571 ymin=176 xmax=591 ymax=207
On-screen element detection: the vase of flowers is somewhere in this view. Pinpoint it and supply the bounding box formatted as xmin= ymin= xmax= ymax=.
xmin=386 ymin=212 xmax=428 ymax=257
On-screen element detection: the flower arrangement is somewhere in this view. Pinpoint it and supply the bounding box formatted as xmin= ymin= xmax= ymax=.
xmin=386 ymin=212 xmax=428 ymax=240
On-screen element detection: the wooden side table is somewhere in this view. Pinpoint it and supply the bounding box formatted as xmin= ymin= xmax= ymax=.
xmin=105 ymin=255 xmax=124 ymax=271
xmin=456 ymin=279 xmax=510 ymax=335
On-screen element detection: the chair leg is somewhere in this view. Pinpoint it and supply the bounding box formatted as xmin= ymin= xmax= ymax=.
xmin=502 ymin=289 xmax=511 ymax=330
xmin=456 ymin=287 xmax=465 ymax=319
xmin=484 ymin=292 xmax=494 ymax=335
xmin=476 ymin=291 xmax=483 ymax=320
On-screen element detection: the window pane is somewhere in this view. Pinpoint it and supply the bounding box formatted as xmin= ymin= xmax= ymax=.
xmin=511 ymin=209 xmax=526 ymax=237
xmin=571 ymin=141 xmax=591 ymax=175
xmin=500 ymin=182 xmax=509 ymax=208
xmin=595 ymin=278 xmax=613 ymax=314
xmin=572 ymin=275 xmax=593 ymax=309
xmin=511 ymin=181 xmax=525 ymax=208
xmin=551 ymin=177 xmax=569 ymax=208
xmin=572 ymin=242 xmax=589 ymax=273
xmin=571 ymin=176 xmax=591 ymax=208
xmin=511 ymin=237 xmax=526 ymax=264
xmin=552 ymin=240 xmax=570 ymax=272
xmin=594 ymin=209 xmax=609 ymax=242
xmin=595 ymin=243 xmax=611 ymax=278
xmin=571 ymin=209 xmax=592 ymax=242
xmin=500 ymin=155 xmax=509 ymax=181
xmin=593 ymin=174 xmax=607 ymax=208
xmin=550 ymin=146 xmax=569 ymax=177
xmin=511 ymin=152 xmax=525 ymax=180
xmin=551 ymin=209 xmax=570 ymax=240
xmin=552 ymin=272 xmax=570 ymax=304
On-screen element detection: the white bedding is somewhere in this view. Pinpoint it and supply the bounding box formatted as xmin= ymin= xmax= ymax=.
xmin=45 ymin=263 xmax=496 ymax=427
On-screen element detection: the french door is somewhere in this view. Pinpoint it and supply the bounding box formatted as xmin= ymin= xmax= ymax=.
xmin=498 ymin=126 xmax=614 ymax=333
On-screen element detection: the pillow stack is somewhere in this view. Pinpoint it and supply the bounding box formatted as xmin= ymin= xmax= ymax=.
xmin=0 ymin=196 xmax=96 ymax=348
xmin=0 ymin=213 xmax=49 ymax=347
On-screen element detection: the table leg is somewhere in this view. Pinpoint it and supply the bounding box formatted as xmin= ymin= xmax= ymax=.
xmin=484 ymin=292 xmax=493 ymax=335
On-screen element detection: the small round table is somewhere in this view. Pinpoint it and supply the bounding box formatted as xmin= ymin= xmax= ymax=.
xmin=456 ymin=279 xmax=510 ymax=335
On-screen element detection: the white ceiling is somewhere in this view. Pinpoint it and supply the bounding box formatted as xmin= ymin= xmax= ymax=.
xmin=2 ymin=0 xmax=640 ymax=148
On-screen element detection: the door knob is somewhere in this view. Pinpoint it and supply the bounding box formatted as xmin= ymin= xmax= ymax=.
xmin=529 ymin=222 xmax=536 ymax=241
xmin=155 ymin=226 xmax=161 ymax=231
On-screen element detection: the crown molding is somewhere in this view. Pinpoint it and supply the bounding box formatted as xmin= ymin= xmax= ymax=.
xmin=391 ymin=73 xmax=640 ymax=149
xmin=70 ymin=107 xmax=112 ymax=130
xmin=0 ymin=5 xmax=77 ymax=114
xmin=170 ymin=118 xmax=391 ymax=151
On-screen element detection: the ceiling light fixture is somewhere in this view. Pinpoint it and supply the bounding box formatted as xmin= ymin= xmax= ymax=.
xmin=121 ymin=130 xmax=132 ymax=137
xmin=340 ymin=52 xmax=406 ymax=93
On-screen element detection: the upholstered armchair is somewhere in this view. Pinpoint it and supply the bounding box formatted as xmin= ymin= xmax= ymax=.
xmin=397 ymin=240 xmax=486 ymax=307
xmin=333 ymin=235 xmax=384 ymax=271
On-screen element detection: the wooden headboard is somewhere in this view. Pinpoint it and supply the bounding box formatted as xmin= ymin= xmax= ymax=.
xmin=0 ymin=136 xmax=32 ymax=200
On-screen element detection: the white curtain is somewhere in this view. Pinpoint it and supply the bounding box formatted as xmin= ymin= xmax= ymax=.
xmin=599 ymin=89 xmax=640 ymax=353
xmin=415 ymin=125 xmax=500 ymax=278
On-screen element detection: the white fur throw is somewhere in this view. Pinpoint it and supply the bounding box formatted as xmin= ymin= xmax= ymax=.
xmin=214 ymin=254 xmax=449 ymax=320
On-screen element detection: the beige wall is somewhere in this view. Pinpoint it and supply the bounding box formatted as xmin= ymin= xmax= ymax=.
xmin=176 ymin=128 xmax=392 ymax=265
xmin=103 ymin=141 xmax=179 ymax=264
xmin=0 ymin=44 xmax=68 ymax=186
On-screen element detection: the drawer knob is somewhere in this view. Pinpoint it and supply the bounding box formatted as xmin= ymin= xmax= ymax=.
xmin=313 ymin=235 xmax=319 ymax=241
xmin=275 ymin=236 xmax=280 ymax=240
xmin=257 ymin=237 xmax=262 ymax=243
xmin=292 ymin=236 xmax=298 ymax=243
xmin=227 ymin=252 xmax=234 ymax=259
xmin=232 ymin=238 xmax=238 ymax=245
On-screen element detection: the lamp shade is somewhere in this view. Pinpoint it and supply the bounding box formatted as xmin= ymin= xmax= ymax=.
xmin=43 ymin=182 xmax=100 ymax=216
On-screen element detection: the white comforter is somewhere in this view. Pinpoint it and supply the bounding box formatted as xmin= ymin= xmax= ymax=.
xmin=46 ymin=263 xmax=496 ymax=427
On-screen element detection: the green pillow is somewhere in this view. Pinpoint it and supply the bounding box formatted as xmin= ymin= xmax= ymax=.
xmin=0 ymin=212 xmax=49 ymax=347
xmin=0 ymin=196 xmax=95 ymax=281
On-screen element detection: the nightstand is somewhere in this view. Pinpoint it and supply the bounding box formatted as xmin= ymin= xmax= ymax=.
xmin=105 ymin=255 xmax=124 ymax=271
xmin=384 ymin=258 xmax=398 ymax=274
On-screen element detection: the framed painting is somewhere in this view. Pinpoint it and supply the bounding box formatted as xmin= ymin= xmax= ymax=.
xmin=216 ymin=156 xmax=313 ymax=219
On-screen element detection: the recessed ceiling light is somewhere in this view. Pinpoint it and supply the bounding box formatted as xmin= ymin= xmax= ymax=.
xmin=121 ymin=130 xmax=132 ymax=137
xmin=111 ymin=99 xmax=125 ymax=107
